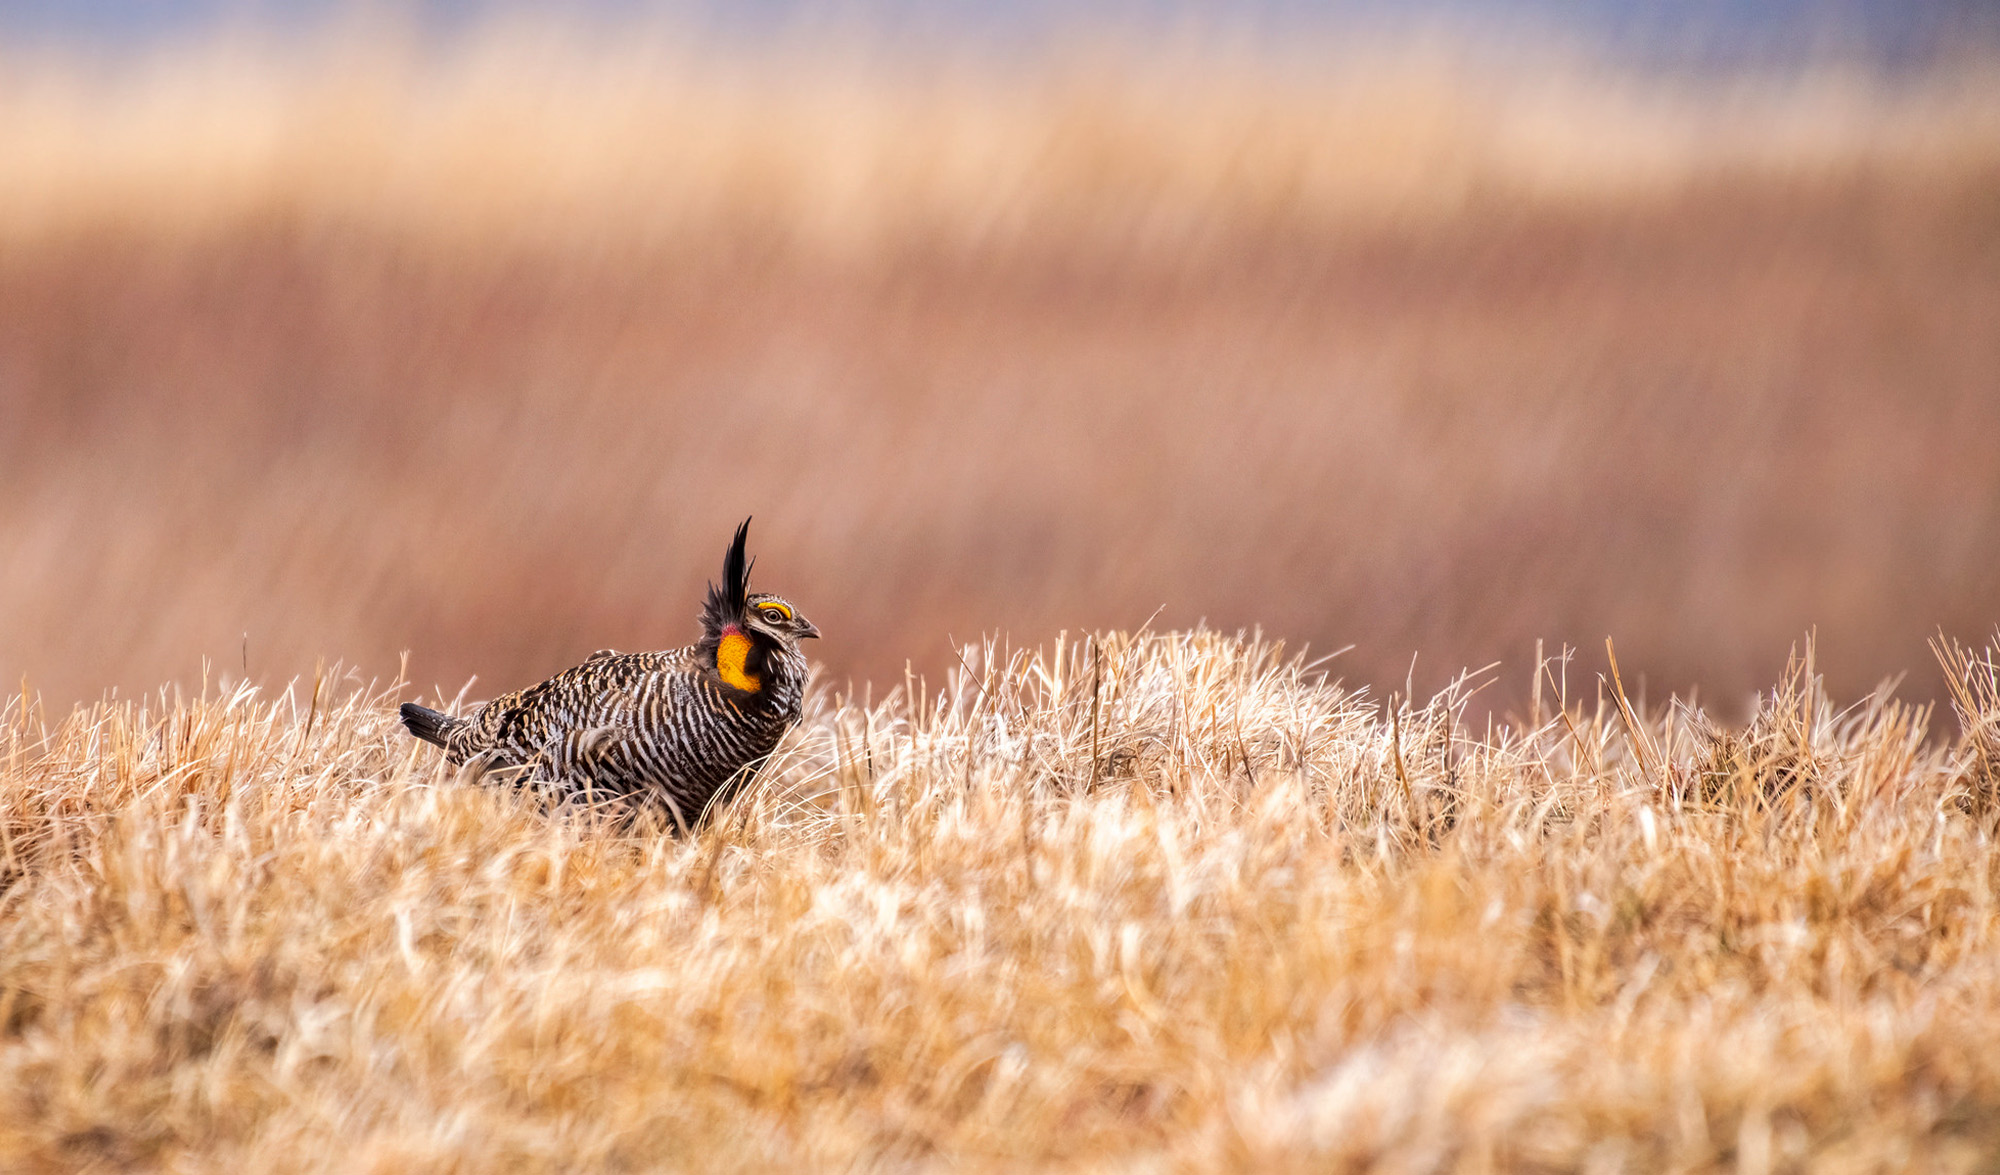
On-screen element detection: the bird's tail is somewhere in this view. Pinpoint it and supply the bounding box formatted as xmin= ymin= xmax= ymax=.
xmin=399 ymin=702 xmax=466 ymax=749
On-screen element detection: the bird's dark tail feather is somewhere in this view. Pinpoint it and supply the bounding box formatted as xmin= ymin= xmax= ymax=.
xmin=400 ymin=702 xmax=461 ymax=748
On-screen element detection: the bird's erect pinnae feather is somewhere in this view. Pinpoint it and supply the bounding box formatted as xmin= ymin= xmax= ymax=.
xmin=703 ymin=517 xmax=753 ymax=628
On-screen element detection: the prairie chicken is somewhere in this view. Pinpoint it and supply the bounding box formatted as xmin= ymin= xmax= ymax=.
xmin=398 ymin=519 xmax=819 ymax=829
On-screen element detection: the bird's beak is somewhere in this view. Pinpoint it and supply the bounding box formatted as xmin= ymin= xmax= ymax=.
xmin=799 ymin=619 xmax=822 ymax=639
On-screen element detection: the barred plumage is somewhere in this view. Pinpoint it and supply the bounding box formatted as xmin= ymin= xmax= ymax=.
xmin=399 ymin=519 xmax=818 ymax=828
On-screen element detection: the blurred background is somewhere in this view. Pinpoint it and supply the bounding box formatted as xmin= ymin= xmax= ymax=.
xmin=2 ymin=1 xmax=1997 ymax=714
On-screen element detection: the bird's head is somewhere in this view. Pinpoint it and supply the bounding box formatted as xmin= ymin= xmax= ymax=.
xmin=699 ymin=518 xmax=820 ymax=694
xmin=742 ymin=592 xmax=821 ymax=645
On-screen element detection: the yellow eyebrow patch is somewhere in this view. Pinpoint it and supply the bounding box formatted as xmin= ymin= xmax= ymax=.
xmin=758 ymin=602 xmax=793 ymax=621
xmin=716 ymin=632 xmax=762 ymax=692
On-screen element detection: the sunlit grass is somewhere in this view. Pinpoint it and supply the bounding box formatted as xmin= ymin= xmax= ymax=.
xmin=4 ymin=629 xmax=1999 ymax=1170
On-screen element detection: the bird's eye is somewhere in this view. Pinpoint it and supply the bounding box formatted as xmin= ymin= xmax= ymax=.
xmin=760 ymin=607 xmax=788 ymax=623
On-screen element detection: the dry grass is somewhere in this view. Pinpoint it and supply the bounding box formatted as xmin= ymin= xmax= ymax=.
xmin=6 ymin=41 xmax=2000 ymax=1163
xmin=5 ymin=629 xmax=2000 ymax=1170
xmin=4 ymin=35 xmax=1996 ymax=250
xmin=4 ymin=41 xmax=2000 ymax=712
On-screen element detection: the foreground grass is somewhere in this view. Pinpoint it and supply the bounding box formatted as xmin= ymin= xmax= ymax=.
xmin=5 ymin=630 xmax=2000 ymax=1172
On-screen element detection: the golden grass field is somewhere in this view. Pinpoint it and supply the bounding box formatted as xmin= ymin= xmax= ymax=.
xmin=5 ymin=29 xmax=2000 ymax=1170
xmin=6 ymin=628 xmax=2000 ymax=1170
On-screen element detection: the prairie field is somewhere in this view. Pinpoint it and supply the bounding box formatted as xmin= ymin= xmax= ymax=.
xmin=6 ymin=628 xmax=2000 ymax=1171
xmin=5 ymin=25 xmax=2000 ymax=1172
xmin=2 ymin=37 xmax=1999 ymax=710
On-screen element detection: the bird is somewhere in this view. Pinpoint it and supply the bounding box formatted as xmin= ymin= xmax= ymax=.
xmin=398 ymin=518 xmax=819 ymax=830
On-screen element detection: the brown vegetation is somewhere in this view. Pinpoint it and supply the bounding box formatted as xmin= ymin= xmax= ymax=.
xmin=2 ymin=42 xmax=1998 ymax=712
xmin=5 ymin=37 xmax=2000 ymax=1167
xmin=6 ymin=628 xmax=2000 ymax=1169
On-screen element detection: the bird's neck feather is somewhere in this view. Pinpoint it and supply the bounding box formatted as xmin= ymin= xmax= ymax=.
xmin=716 ymin=626 xmax=762 ymax=692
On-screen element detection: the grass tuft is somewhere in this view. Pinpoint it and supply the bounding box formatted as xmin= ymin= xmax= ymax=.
xmin=1934 ymin=630 xmax=2000 ymax=816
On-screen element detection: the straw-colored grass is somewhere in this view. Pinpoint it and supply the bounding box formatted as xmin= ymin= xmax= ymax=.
xmin=3 ymin=34 xmax=1997 ymax=251
xmin=6 ymin=629 xmax=2000 ymax=1171
xmin=5 ymin=41 xmax=2000 ymax=1163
